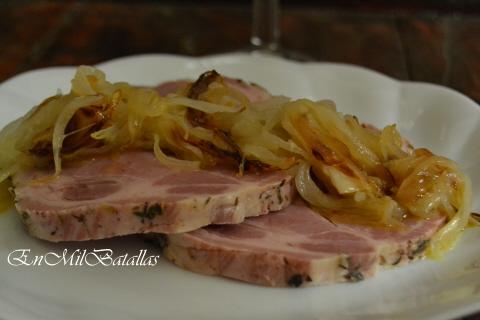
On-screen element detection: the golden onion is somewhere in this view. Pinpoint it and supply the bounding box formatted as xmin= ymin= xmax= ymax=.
xmin=0 ymin=66 xmax=472 ymax=258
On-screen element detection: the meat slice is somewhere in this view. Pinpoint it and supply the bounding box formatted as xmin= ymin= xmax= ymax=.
xmin=154 ymin=76 xmax=271 ymax=102
xmin=12 ymin=151 xmax=294 ymax=242
xmin=154 ymin=80 xmax=190 ymax=96
xmin=162 ymin=200 xmax=444 ymax=287
xmin=224 ymin=78 xmax=271 ymax=103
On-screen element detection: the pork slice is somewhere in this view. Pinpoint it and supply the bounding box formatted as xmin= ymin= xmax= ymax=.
xmin=155 ymin=77 xmax=271 ymax=102
xmin=224 ymin=78 xmax=271 ymax=103
xmin=12 ymin=150 xmax=294 ymax=242
xmin=154 ymin=80 xmax=190 ymax=96
xmin=162 ymin=200 xmax=444 ymax=287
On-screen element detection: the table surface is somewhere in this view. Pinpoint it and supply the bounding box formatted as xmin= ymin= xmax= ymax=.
xmin=0 ymin=1 xmax=479 ymax=319
xmin=1 ymin=1 xmax=480 ymax=103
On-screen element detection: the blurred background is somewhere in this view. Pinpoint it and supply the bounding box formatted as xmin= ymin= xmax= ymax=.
xmin=1 ymin=0 xmax=479 ymax=103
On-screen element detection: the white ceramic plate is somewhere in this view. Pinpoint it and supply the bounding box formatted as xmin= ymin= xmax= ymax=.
xmin=0 ymin=53 xmax=479 ymax=320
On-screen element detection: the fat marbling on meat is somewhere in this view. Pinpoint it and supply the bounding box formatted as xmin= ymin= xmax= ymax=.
xmin=12 ymin=72 xmax=281 ymax=242
xmin=162 ymin=200 xmax=444 ymax=287
xmin=13 ymin=151 xmax=294 ymax=242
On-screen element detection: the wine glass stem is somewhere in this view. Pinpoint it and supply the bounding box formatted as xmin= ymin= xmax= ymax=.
xmin=250 ymin=0 xmax=280 ymax=52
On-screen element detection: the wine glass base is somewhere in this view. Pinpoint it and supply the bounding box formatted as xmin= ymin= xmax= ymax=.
xmin=243 ymin=44 xmax=313 ymax=62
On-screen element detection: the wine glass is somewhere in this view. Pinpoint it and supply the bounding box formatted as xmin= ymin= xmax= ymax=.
xmin=249 ymin=0 xmax=311 ymax=61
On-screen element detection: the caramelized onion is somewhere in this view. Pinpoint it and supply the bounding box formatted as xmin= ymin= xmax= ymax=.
xmin=0 ymin=66 xmax=472 ymax=258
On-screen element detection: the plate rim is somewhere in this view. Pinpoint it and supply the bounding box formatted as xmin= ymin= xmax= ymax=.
xmin=1 ymin=52 xmax=478 ymax=112
xmin=0 ymin=53 xmax=479 ymax=320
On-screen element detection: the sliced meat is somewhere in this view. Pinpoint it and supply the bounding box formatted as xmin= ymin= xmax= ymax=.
xmin=154 ymin=80 xmax=190 ymax=96
xmin=224 ymin=78 xmax=271 ymax=103
xmin=162 ymin=200 xmax=444 ymax=287
xmin=154 ymin=75 xmax=271 ymax=103
xmin=12 ymin=150 xmax=294 ymax=242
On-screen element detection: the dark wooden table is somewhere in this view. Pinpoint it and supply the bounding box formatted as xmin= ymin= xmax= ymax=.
xmin=1 ymin=1 xmax=480 ymax=103
xmin=0 ymin=1 xmax=479 ymax=319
